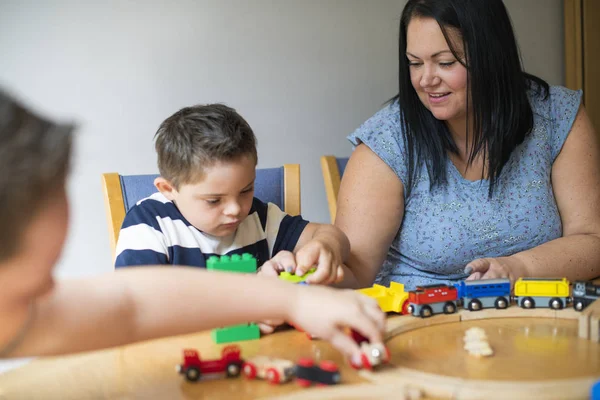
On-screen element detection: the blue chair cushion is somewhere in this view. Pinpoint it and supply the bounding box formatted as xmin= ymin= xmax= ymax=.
xmin=120 ymin=167 xmax=285 ymax=213
xmin=336 ymin=157 xmax=349 ymax=177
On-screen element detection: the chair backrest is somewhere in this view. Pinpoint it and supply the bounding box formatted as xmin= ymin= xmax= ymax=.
xmin=101 ymin=164 xmax=301 ymax=260
xmin=320 ymin=155 xmax=349 ymax=223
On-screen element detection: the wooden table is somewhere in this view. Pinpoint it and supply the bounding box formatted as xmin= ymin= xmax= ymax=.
xmin=1 ymin=311 xmax=599 ymax=400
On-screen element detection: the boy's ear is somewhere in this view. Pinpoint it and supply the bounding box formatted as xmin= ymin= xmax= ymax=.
xmin=154 ymin=177 xmax=177 ymax=201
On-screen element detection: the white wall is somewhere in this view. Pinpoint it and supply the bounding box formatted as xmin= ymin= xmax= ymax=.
xmin=0 ymin=0 xmax=564 ymax=278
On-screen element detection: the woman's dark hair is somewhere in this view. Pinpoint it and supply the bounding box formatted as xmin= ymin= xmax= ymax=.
xmin=395 ymin=0 xmax=549 ymax=197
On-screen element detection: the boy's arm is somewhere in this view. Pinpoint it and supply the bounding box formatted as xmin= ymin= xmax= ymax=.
xmin=2 ymin=267 xmax=384 ymax=360
xmin=292 ymin=223 xmax=351 ymax=284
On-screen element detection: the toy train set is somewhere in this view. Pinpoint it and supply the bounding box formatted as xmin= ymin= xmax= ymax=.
xmin=360 ymin=278 xmax=600 ymax=318
xmin=177 ymin=256 xmax=599 ymax=394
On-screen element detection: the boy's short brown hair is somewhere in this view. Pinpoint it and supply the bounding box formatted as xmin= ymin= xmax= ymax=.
xmin=154 ymin=104 xmax=258 ymax=188
xmin=0 ymin=90 xmax=73 ymax=261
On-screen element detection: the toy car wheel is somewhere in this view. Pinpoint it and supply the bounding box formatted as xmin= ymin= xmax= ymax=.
xmin=548 ymin=297 xmax=563 ymax=310
xmin=521 ymin=297 xmax=535 ymax=309
xmin=407 ymin=304 xmax=414 ymax=315
xmin=468 ymin=299 xmax=482 ymax=311
xmin=266 ymin=368 xmax=281 ymax=384
xmin=401 ymin=301 xmax=410 ymax=315
xmin=420 ymin=305 xmax=433 ymax=318
xmin=226 ymin=362 xmax=241 ymax=377
xmin=495 ymin=297 xmax=508 ymax=309
xmin=443 ymin=302 xmax=457 ymax=314
xmin=297 ymin=358 xmax=314 ymax=368
xmin=574 ymin=300 xmax=585 ymax=311
xmin=242 ymin=362 xmax=257 ymax=379
xmin=185 ymin=367 xmax=201 ymax=382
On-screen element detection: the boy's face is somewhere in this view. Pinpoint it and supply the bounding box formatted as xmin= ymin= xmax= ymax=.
xmin=159 ymin=156 xmax=256 ymax=237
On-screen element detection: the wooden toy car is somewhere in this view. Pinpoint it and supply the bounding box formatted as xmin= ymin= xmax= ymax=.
xmin=355 ymin=342 xmax=391 ymax=370
xmin=349 ymin=329 xmax=391 ymax=370
xmin=295 ymin=358 xmax=341 ymax=386
xmin=407 ymin=284 xmax=459 ymax=318
xmin=177 ymin=345 xmax=243 ymax=382
xmin=242 ymin=355 xmax=295 ymax=384
xmin=358 ymin=282 xmax=409 ymax=314
xmin=513 ymin=278 xmax=570 ymax=309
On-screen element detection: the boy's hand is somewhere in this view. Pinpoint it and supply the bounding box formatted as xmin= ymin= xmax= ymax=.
xmin=257 ymin=251 xmax=296 ymax=278
xmin=465 ymin=256 xmax=526 ymax=285
xmin=294 ymin=239 xmax=344 ymax=285
xmin=287 ymin=285 xmax=386 ymax=365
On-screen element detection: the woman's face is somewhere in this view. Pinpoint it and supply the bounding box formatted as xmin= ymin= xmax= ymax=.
xmin=406 ymin=17 xmax=469 ymax=130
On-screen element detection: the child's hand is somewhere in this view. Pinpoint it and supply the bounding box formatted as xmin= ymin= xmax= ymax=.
xmin=287 ymin=285 xmax=385 ymax=364
xmin=294 ymin=239 xmax=344 ymax=285
xmin=257 ymin=250 xmax=297 ymax=278
xmin=465 ymin=256 xmax=526 ymax=284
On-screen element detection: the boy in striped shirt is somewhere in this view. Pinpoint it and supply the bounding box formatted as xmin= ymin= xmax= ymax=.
xmin=115 ymin=104 xmax=350 ymax=288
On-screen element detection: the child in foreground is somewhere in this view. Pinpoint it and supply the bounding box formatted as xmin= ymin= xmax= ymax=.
xmin=0 ymin=89 xmax=385 ymax=366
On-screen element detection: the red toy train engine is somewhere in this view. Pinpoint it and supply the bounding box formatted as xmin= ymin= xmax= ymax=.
xmin=406 ymin=284 xmax=459 ymax=318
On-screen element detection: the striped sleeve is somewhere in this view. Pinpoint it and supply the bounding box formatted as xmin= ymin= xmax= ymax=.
xmin=258 ymin=201 xmax=309 ymax=256
xmin=114 ymin=199 xmax=170 ymax=268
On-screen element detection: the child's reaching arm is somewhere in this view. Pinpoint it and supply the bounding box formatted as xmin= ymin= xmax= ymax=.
xmin=0 ymin=267 xmax=385 ymax=364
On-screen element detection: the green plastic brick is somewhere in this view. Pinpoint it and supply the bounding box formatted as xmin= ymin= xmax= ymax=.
xmin=278 ymin=268 xmax=317 ymax=283
xmin=207 ymin=253 xmax=257 ymax=273
xmin=211 ymin=323 xmax=260 ymax=344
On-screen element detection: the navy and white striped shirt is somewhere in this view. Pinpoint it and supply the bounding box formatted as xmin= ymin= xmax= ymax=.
xmin=115 ymin=192 xmax=309 ymax=268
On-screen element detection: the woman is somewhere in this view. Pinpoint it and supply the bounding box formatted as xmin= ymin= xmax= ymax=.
xmin=337 ymin=0 xmax=600 ymax=290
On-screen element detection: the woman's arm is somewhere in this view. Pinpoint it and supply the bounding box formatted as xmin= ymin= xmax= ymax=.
xmin=468 ymin=105 xmax=600 ymax=282
xmin=335 ymin=144 xmax=405 ymax=288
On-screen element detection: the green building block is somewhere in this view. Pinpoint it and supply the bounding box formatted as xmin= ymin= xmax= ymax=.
xmin=211 ymin=323 xmax=260 ymax=344
xmin=279 ymin=268 xmax=317 ymax=283
xmin=207 ymin=253 xmax=257 ymax=273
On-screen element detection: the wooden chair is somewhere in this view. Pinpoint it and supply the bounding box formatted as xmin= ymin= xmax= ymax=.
xmin=102 ymin=165 xmax=301 ymax=260
xmin=320 ymin=155 xmax=349 ymax=223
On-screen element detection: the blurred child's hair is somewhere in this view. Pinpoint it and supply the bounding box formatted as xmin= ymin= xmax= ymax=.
xmin=154 ymin=104 xmax=257 ymax=188
xmin=0 ymin=90 xmax=73 ymax=260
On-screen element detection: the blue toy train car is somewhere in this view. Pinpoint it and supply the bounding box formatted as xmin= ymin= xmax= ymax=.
xmin=454 ymin=279 xmax=511 ymax=311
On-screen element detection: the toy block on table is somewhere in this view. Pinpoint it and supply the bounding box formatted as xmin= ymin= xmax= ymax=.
xmin=212 ymin=323 xmax=260 ymax=344
xmin=207 ymin=253 xmax=257 ymax=273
